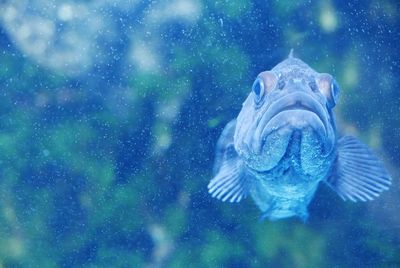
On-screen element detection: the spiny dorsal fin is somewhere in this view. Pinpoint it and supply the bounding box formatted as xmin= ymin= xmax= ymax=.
xmin=327 ymin=136 xmax=391 ymax=202
xmin=288 ymin=49 xmax=294 ymax=59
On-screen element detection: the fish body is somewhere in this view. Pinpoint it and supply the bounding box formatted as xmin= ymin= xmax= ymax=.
xmin=208 ymin=53 xmax=391 ymax=221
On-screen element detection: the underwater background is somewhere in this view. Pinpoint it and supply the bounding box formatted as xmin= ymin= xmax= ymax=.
xmin=0 ymin=0 xmax=399 ymax=267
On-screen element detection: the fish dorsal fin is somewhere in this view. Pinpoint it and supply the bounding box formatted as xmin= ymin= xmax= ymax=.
xmin=327 ymin=136 xmax=391 ymax=202
xmin=288 ymin=48 xmax=294 ymax=58
xmin=208 ymin=120 xmax=248 ymax=203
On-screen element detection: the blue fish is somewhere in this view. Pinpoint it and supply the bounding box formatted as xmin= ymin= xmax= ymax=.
xmin=208 ymin=52 xmax=392 ymax=221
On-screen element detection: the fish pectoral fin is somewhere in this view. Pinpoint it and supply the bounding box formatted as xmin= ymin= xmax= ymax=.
xmin=208 ymin=158 xmax=248 ymax=203
xmin=208 ymin=119 xmax=248 ymax=203
xmin=327 ymin=136 xmax=391 ymax=202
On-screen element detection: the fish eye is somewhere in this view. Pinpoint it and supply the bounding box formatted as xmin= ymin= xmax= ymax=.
xmin=331 ymin=79 xmax=340 ymax=104
xmin=252 ymin=77 xmax=264 ymax=103
xmin=317 ymin=73 xmax=339 ymax=108
xmin=252 ymin=71 xmax=278 ymax=105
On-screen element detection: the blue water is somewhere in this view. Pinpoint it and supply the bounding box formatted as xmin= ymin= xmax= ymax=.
xmin=0 ymin=1 xmax=398 ymax=267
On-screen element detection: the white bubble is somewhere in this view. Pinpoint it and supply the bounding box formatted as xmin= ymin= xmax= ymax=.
xmin=43 ymin=149 xmax=50 ymax=157
xmin=58 ymin=4 xmax=74 ymax=21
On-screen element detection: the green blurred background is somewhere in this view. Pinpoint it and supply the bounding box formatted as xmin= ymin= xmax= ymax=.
xmin=0 ymin=0 xmax=399 ymax=267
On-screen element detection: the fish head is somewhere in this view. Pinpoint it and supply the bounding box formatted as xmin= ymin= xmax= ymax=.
xmin=234 ymin=57 xmax=339 ymax=178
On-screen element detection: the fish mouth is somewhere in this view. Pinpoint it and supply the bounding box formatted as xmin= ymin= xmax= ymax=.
xmin=271 ymin=102 xmax=326 ymax=126
xmin=253 ymin=92 xmax=330 ymax=153
xmin=270 ymin=92 xmax=327 ymax=128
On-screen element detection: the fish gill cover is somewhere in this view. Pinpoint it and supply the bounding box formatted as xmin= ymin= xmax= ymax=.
xmin=0 ymin=0 xmax=399 ymax=267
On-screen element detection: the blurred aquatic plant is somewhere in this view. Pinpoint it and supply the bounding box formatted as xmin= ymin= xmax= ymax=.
xmin=0 ymin=0 xmax=399 ymax=267
xmin=0 ymin=0 xmax=201 ymax=78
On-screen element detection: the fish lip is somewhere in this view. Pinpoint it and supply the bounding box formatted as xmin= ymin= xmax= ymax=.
xmin=271 ymin=103 xmax=326 ymax=128
xmin=253 ymin=92 xmax=329 ymax=153
xmin=268 ymin=93 xmax=328 ymax=131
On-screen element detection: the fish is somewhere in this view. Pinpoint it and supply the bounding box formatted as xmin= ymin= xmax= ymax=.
xmin=208 ymin=51 xmax=392 ymax=221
